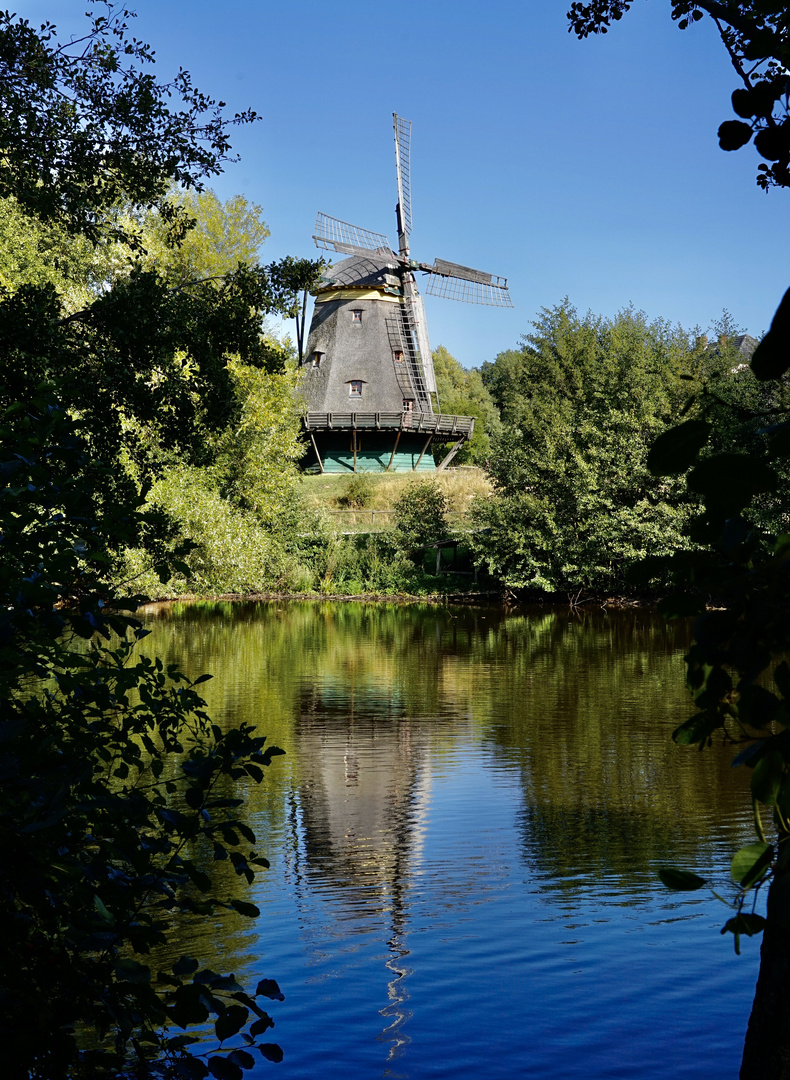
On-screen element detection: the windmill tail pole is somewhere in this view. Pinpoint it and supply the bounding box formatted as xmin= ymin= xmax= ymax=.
xmin=296 ymin=288 xmax=308 ymax=365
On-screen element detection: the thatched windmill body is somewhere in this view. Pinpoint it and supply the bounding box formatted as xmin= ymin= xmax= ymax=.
xmin=299 ymin=115 xmax=512 ymax=474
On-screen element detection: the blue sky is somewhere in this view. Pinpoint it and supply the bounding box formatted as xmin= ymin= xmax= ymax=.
xmin=24 ymin=1 xmax=790 ymax=367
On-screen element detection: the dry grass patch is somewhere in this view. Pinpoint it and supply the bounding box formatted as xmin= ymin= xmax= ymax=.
xmin=300 ymin=467 xmax=491 ymax=531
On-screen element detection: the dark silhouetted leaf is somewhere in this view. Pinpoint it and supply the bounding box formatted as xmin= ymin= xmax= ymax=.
xmin=658 ymin=866 xmax=706 ymax=891
xmin=732 ymin=88 xmax=756 ymax=118
xmin=751 ymin=753 xmax=784 ymax=807
xmin=739 ymin=685 xmax=781 ymax=729
xmin=768 ymin=424 xmax=790 ymax=457
xmin=731 ymin=741 xmax=764 ymax=769
xmin=229 ymin=899 xmax=260 ymax=918
xmin=215 ymin=1004 xmax=249 ymax=1043
xmin=687 ymin=454 xmax=776 ymax=508
xmin=722 ymin=912 xmax=767 ymax=954
xmin=207 ymin=1057 xmax=243 ymax=1080
xmin=647 ymin=419 xmax=711 ymax=476
xmin=718 ymin=119 xmax=753 ymax=150
xmin=775 ymin=661 xmax=790 ymax=700
xmin=250 ymin=1015 xmax=274 ymax=1036
xmin=672 ymin=712 xmax=722 ymax=746
xmin=259 ymin=1044 xmax=284 ymax=1063
xmin=256 ymin=978 xmax=284 ymax=1001
xmin=227 ymin=1050 xmax=255 ymax=1070
xmin=754 ymin=125 xmax=788 ymax=161
xmin=752 ymin=288 xmax=790 ymax=381
xmin=173 ymin=956 xmax=200 ymax=977
xmin=173 ymin=1059 xmax=209 ymax=1079
xmin=169 ymin=984 xmax=210 ymax=1029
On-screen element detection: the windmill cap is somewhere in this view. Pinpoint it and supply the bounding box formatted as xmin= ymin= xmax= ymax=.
xmin=317 ymin=254 xmax=401 ymax=292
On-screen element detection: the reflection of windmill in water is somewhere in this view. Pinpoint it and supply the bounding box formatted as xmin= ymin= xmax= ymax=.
xmin=298 ymin=114 xmax=513 ymax=473
xmin=288 ymin=681 xmax=432 ymax=1062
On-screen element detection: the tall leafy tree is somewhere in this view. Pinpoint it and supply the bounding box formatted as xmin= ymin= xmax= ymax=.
xmin=431 ymin=345 xmax=501 ymax=465
xmin=0 ymin=5 xmax=318 ymax=1076
xmin=473 ymin=302 xmax=701 ymax=595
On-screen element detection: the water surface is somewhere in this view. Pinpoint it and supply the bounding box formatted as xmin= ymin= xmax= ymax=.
xmin=140 ymin=601 xmax=758 ymax=1079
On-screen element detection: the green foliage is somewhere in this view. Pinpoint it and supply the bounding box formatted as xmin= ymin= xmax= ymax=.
xmin=639 ymin=285 xmax=790 ymax=972
xmin=392 ymin=479 xmax=451 ymax=552
xmin=431 ymin=345 xmax=501 ymax=465
xmin=119 ymin=463 xmax=318 ymax=596
xmin=0 ymin=402 xmax=284 ymax=1077
xmin=0 ymin=6 xmax=315 ymax=1075
xmin=0 ymin=6 xmax=259 ymax=239
xmin=473 ymin=301 xmax=701 ymax=594
xmin=317 ymin=533 xmax=417 ymax=594
xmin=137 ymin=188 xmax=271 ymax=287
xmin=568 ymin=2 xmax=790 ymax=191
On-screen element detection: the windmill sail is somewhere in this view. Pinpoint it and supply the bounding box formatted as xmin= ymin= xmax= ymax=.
xmin=393 ymin=114 xmax=412 ymax=243
xmin=425 ymin=258 xmax=513 ymax=307
xmin=313 ymin=212 xmax=393 ymax=258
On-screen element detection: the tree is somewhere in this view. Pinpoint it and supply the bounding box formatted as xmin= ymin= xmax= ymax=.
xmin=1 ymin=403 xmax=287 ymax=1079
xmin=431 ymin=345 xmax=501 ymax=465
xmin=0 ymin=4 xmax=258 ymax=240
xmin=567 ymin=1 xmax=790 ymax=190
xmin=138 ymin=188 xmax=272 ymax=287
xmin=473 ymin=302 xmax=701 ymax=595
xmin=0 ymin=5 xmax=318 ymax=1075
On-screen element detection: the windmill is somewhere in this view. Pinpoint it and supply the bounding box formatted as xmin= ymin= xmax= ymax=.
xmin=299 ymin=114 xmax=512 ymax=474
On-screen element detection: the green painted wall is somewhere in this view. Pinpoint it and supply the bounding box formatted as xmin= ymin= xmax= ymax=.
xmin=303 ymin=434 xmax=436 ymax=473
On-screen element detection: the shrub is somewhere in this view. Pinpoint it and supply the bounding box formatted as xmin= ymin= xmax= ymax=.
xmin=337 ymin=473 xmax=374 ymax=509
xmin=392 ymin=479 xmax=451 ymax=552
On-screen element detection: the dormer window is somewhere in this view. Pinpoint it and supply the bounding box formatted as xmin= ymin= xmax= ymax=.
xmin=312 ymin=351 xmax=324 ymax=367
xmin=402 ymin=399 xmax=414 ymax=412
xmin=393 ymin=350 xmax=404 ymax=363
xmin=349 ymin=380 xmax=363 ymax=397
xmin=351 ymin=309 xmax=363 ymax=323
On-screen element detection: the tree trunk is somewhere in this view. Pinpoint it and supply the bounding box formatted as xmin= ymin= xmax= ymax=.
xmin=741 ymin=877 xmax=790 ymax=1079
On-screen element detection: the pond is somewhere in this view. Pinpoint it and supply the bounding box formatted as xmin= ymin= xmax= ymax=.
xmin=140 ymin=600 xmax=759 ymax=1079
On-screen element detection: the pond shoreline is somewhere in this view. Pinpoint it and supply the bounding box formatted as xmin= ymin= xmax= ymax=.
xmin=137 ymin=588 xmax=659 ymax=610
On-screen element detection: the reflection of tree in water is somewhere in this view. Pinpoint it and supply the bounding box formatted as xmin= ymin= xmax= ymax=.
xmin=475 ymin=609 xmax=752 ymax=893
xmin=291 ymin=682 xmax=430 ymax=1064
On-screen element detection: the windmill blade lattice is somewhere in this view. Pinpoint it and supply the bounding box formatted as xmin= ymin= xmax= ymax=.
xmin=393 ymin=114 xmax=412 ymax=238
xmin=425 ymin=260 xmax=513 ymax=307
xmin=313 ymin=212 xmax=393 ymax=258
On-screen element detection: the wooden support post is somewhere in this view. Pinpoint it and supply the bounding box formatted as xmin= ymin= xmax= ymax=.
xmin=435 ymin=545 xmax=441 ymax=574
xmin=352 ymin=429 xmax=357 ymax=473
xmin=413 ymin=433 xmax=434 ymax=471
xmin=436 ymin=438 xmax=465 ymax=472
xmin=386 ymin=429 xmax=402 ymax=471
xmin=309 ymin=431 xmax=324 ymax=474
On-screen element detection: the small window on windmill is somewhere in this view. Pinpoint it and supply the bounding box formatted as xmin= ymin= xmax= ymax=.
xmin=351 ymin=309 xmax=363 ymax=323
xmin=349 ymin=380 xmax=363 ymax=397
xmin=393 ymin=350 xmax=404 ymax=363
xmin=312 ymin=351 xmax=324 ymax=368
xmin=402 ymin=399 xmax=414 ymax=412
